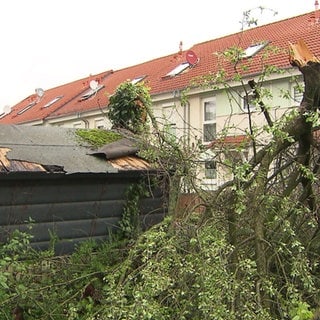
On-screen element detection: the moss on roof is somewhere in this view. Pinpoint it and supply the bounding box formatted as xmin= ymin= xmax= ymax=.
xmin=75 ymin=129 xmax=122 ymax=148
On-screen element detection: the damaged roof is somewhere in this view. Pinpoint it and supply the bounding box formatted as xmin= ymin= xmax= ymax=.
xmin=0 ymin=124 xmax=151 ymax=174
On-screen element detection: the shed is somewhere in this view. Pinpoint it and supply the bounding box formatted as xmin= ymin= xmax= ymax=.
xmin=0 ymin=125 xmax=167 ymax=254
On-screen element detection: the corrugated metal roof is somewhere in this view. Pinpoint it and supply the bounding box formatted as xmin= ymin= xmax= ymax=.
xmin=0 ymin=124 xmax=150 ymax=174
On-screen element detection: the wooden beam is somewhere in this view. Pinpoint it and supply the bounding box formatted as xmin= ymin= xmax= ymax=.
xmin=289 ymin=39 xmax=319 ymax=67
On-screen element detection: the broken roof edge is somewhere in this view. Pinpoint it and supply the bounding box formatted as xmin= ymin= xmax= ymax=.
xmin=0 ymin=125 xmax=157 ymax=174
xmin=89 ymin=137 xmax=140 ymax=160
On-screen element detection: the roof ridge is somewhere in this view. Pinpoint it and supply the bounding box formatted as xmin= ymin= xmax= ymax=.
xmin=1 ymin=9 xmax=319 ymax=125
xmin=189 ymin=10 xmax=314 ymax=48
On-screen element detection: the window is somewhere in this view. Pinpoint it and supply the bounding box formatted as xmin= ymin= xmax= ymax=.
xmin=44 ymin=96 xmax=63 ymax=108
xmin=17 ymin=102 xmax=36 ymax=115
xmin=243 ymin=92 xmax=257 ymax=111
xmin=164 ymin=123 xmax=177 ymax=139
xmin=165 ymin=62 xmax=190 ymax=77
xmin=228 ymin=149 xmax=249 ymax=164
xmin=205 ymin=160 xmax=217 ymax=179
xmin=131 ymin=76 xmax=146 ymax=84
xmin=80 ymin=84 xmax=104 ymax=101
xmin=94 ymin=118 xmax=108 ymax=129
xmin=162 ymin=105 xmax=176 ymax=140
xmin=293 ymin=83 xmax=304 ymax=105
xmin=203 ymin=98 xmax=216 ymax=142
xmin=243 ymin=42 xmax=268 ymax=58
xmin=73 ymin=122 xmax=85 ymax=128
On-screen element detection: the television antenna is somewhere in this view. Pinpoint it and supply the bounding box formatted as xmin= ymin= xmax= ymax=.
xmin=3 ymin=105 xmax=11 ymax=115
xmin=89 ymin=80 xmax=99 ymax=91
xmin=35 ymin=87 xmax=45 ymax=98
xmin=186 ymin=50 xmax=199 ymax=66
xmin=35 ymin=88 xmax=45 ymax=102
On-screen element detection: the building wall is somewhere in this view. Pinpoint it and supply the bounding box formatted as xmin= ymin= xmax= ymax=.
xmin=46 ymin=111 xmax=112 ymax=129
xmin=0 ymin=173 xmax=167 ymax=255
xmin=31 ymin=72 xmax=303 ymax=190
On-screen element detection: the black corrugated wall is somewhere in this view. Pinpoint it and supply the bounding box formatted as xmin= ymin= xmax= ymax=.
xmin=0 ymin=172 xmax=167 ymax=254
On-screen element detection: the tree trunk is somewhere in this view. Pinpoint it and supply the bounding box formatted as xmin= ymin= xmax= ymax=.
xmin=220 ymin=39 xmax=320 ymax=313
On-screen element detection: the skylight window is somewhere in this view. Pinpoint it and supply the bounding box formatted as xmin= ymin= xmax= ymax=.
xmin=80 ymin=84 xmax=104 ymax=101
xmin=165 ymin=62 xmax=190 ymax=77
xmin=17 ymin=102 xmax=36 ymax=115
xmin=44 ymin=95 xmax=63 ymax=108
xmin=243 ymin=42 xmax=268 ymax=58
xmin=131 ymin=76 xmax=146 ymax=84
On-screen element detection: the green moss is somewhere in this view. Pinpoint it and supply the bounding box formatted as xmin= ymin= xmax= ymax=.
xmin=75 ymin=129 xmax=122 ymax=148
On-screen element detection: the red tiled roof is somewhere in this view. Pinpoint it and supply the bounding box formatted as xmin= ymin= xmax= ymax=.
xmin=0 ymin=71 xmax=112 ymax=124
xmin=208 ymin=135 xmax=251 ymax=149
xmin=1 ymin=11 xmax=319 ymax=124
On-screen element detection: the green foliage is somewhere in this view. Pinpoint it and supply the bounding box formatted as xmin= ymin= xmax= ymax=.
xmin=2 ymin=8 xmax=320 ymax=320
xmin=0 ymin=197 xmax=319 ymax=319
xmin=289 ymin=301 xmax=314 ymax=320
xmin=100 ymin=209 xmax=319 ymax=319
xmin=102 ymin=215 xmax=239 ymax=319
xmin=108 ymin=81 xmax=152 ymax=134
xmin=241 ymin=7 xmax=278 ymax=30
xmin=75 ymin=128 xmax=122 ymax=148
xmin=119 ymin=181 xmax=150 ymax=239
xmin=0 ymin=230 xmax=128 ymax=319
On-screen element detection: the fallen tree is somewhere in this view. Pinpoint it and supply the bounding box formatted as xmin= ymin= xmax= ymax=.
xmin=1 ymin=40 xmax=320 ymax=320
xmin=208 ymin=39 xmax=320 ymax=317
xmin=98 ymin=39 xmax=320 ymax=319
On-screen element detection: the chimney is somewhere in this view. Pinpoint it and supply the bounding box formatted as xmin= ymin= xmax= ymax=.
xmin=315 ymin=0 xmax=320 ymax=22
xmin=179 ymin=41 xmax=183 ymax=54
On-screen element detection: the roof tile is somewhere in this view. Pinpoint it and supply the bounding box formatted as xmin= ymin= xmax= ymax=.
xmin=1 ymin=11 xmax=319 ymax=124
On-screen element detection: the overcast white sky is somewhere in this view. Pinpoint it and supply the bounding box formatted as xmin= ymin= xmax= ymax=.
xmin=0 ymin=0 xmax=315 ymax=112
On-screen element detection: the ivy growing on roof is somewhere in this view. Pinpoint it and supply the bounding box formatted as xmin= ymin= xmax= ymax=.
xmin=107 ymin=81 xmax=152 ymax=134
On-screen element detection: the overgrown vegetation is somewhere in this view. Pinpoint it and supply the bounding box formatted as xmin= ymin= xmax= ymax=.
xmin=0 ymin=229 xmax=129 ymax=319
xmin=107 ymin=81 xmax=152 ymax=134
xmin=2 ymin=9 xmax=320 ymax=320
xmin=75 ymin=128 xmax=122 ymax=148
xmin=118 ymin=181 xmax=150 ymax=239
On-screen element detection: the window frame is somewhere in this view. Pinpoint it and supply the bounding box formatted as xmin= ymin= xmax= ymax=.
xmin=242 ymin=42 xmax=268 ymax=58
xmin=293 ymin=82 xmax=304 ymax=106
xmin=94 ymin=118 xmax=106 ymax=129
xmin=131 ymin=76 xmax=146 ymax=84
xmin=80 ymin=84 xmax=104 ymax=101
xmin=165 ymin=62 xmax=190 ymax=77
xmin=43 ymin=95 xmax=63 ymax=108
xmin=202 ymin=97 xmax=216 ymax=143
xmin=17 ymin=102 xmax=36 ymax=115
xmin=204 ymin=160 xmax=217 ymax=179
xmin=72 ymin=121 xmax=85 ymax=128
xmin=242 ymin=91 xmax=257 ymax=111
xmin=162 ymin=104 xmax=177 ymax=140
